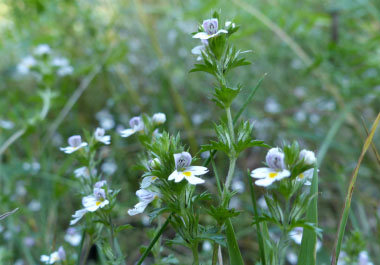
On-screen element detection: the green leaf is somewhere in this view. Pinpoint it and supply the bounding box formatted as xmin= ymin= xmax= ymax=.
xmin=298 ymin=165 xmax=318 ymax=265
xmin=115 ymin=224 xmax=133 ymax=234
xmin=225 ymin=218 xmax=245 ymax=265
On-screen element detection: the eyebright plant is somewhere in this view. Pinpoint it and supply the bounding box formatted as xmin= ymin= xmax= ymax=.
xmin=47 ymin=11 xmax=326 ymax=265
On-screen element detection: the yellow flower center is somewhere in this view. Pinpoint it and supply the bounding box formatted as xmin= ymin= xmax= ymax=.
xmin=299 ymin=173 xmax=304 ymax=179
xmin=152 ymin=176 xmax=158 ymax=180
xmin=96 ymin=201 xmax=101 ymax=206
xmin=269 ymin=172 xmax=278 ymax=179
xmin=183 ymin=171 xmax=192 ymax=177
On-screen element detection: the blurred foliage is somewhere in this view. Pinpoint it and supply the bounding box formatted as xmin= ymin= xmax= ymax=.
xmin=0 ymin=0 xmax=379 ymax=264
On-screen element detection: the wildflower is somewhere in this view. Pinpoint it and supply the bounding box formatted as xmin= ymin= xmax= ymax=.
xmin=251 ymin=147 xmax=290 ymax=187
xmin=299 ymin=149 xmax=316 ymax=165
xmin=152 ymin=113 xmax=166 ymax=124
xmin=34 ymin=44 xmax=51 ymax=56
xmin=128 ymin=189 xmax=159 ymax=216
xmin=141 ymin=175 xmax=158 ymax=189
xmin=17 ymin=56 xmax=37 ymax=75
xmin=70 ymin=181 xmax=109 ymax=225
xmin=57 ymin=65 xmax=74 ymax=76
xmin=82 ymin=187 xmax=109 ymax=212
xmin=168 ymin=152 xmax=208 ymax=185
xmin=64 ymin=227 xmax=82 ymax=246
xmin=94 ymin=127 xmax=111 ymax=145
xmin=101 ymin=160 xmax=117 ymax=175
xmin=40 ymin=246 xmax=65 ymax=264
xmin=74 ymin=167 xmax=93 ymax=179
xmin=120 ymin=116 xmax=144 ymax=138
xmin=193 ymin=18 xmax=228 ymax=40
xmin=60 ymin=135 xmax=88 ymax=154
xmin=51 ymin=57 xmax=69 ymax=67
xmin=28 ymin=200 xmax=41 ymax=211
xmin=297 ymin=168 xmax=314 ymax=185
xmin=358 ymin=251 xmax=374 ymax=265
xmin=191 ymin=40 xmax=208 ymax=61
xmin=225 ymin=21 xmax=236 ymax=28
xmin=96 ymin=109 xmax=115 ymax=130
xmin=289 ymin=227 xmax=303 ymax=244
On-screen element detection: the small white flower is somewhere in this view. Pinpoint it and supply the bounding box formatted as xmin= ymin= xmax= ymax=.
xmin=358 ymin=251 xmax=374 ymax=265
xmin=64 ymin=227 xmax=82 ymax=246
xmin=152 ymin=113 xmax=166 ymax=125
xmin=34 ymin=44 xmax=51 ymax=56
xmin=297 ymin=168 xmax=314 ymax=185
xmin=82 ymin=188 xmax=109 ymax=212
xmin=51 ymin=57 xmax=69 ymax=67
xmin=17 ymin=56 xmax=37 ymax=75
xmin=60 ymin=135 xmax=88 ymax=154
xmin=251 ymin=167 xmax=290 ymax=187
xmin=40 ymin=246 xmax=65 ymax=264
xmin=287 ymin=251 xmax=298 ymax=265
xmin=168 ymin=152 xmax=208 ymax=185
xmin=57 ymin=65 xmax=73 ymax=76
xmin=28 ymin=200 xmax=41 ymax=212
xmin=94 ymin=127 xmax=111 ymax=145
xmin=193 ymin=18 xmax=228 ymax=40
xmin=74 ymin=167 xmax=95 ymax=179
xmin=299 ymin=149 xmax=316 ymax=165
xmin=191 ymin=45 xmax=205 ymax=61
xmin=120 ymin=116 xmax=144 ymax=138
xmin=70 ymin=182 xmax=109 ymax=225
xmin=96 ymin=110 xmax=115 ymax=130
xmin=289 ymin=227 xmax=303 ymax=245
xmin=140 ymin=175 xmax=158 ymax=189
xmin=225 ymin=21 xmax=236 ymax=28
xmin=128 ymin=189 xmax=159 ymax=216
xmin=101 ymin=160 xmax=117 ymax=175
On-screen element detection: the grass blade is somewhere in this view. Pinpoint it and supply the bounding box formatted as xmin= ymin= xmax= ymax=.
xmin=331 ymin=112 xmax=380 ymax=265
xmin=247 ymin=170 xmax=266 ymax=265
xmin=225 ymin=218 xmax=245 ymax=265
xmin=233 ymin=74 xmax=266 ymax=125
xmin=0 ymin=208 xmax=18 ymax=220
xmin=298 ymin=166 xmax=318 ymax=265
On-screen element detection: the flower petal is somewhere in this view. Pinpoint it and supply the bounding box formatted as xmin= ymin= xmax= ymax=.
xmin=128 ymin=201 xmax=149 ymax=216
xmin=168 ymin=170 xmax=179 ymax=181
xmin=185 ymin=175 xmax=205 ymax=185
xmin=250 ymin=167 xmax=273 ymax=179
xmin=82 ymin=195 xmax=99 ymax=212
xmin=120 ymin=128 xmax=135 ymax=138
xmin=275 ymin=169 xmax=291 ymax=180
xmin=193 ymin=32 xmax=211 ymax=39
xmin=255 ymin=177 xmax=276 ymax=187
xmin=187 ymin=166 xmax=209 ymax=175
xmin=174 ymin=172 xmax=185 ymax=183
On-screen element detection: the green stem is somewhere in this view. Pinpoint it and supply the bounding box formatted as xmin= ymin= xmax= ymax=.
xmin=76 ymin=230 xmax=86 ymax=265
xmin=192 ymin=243 xmax=199 ymax=265
xmin=136 ymin=214 xmax=172 ymax=265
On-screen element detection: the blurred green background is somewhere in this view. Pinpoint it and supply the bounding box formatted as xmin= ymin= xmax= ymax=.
xmin=0 ymin=0 xmax=379 ymax=264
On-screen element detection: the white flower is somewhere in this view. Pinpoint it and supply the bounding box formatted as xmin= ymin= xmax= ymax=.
xmin=82 ymin=188 xmax=109 ymax=212
xmin=96 ymin=110 xmax=115 ymax=130
xmin=358 ymin=251 xmax=374 ymax=265
xmin=152 ymin=113 xmax=166 ymax=124
xmin=64 ymin=227 xmax=82 ymax=246
xmin=17 ymin=56 xmax=37 ymax=75
xmin=40 ymin=246 xmax=65 ymax=264
xmin=266 ymin=147 xmax=286 ymax=170
xmin=74 ymin=167 xmax=95 ymax=179
xmin=297 ymin=168 xmax=314 ymax=185
xmin=34 ymin=44 xmax=51 ymax=56
xmin=140 ymin=175 xmax=158 ymax=189
xmin=168 ymin=152 xmax=208 ymax=185
xmin=299 ymin=149 xmax=316 ymax=165
xmin=101 ymin=160 xmax=117 ymax=175
xmin=60 ymin=135 xmax=88 ymax=154
xmin=94 ymin=127 xmax=111 ymax=145
xmin=287 ymin=251 xmax=298 ymax=265
xmin=57 ymin=65 xmax=73 ymax=76
xmin=70 ymin=182 xmax=109 ymax=225
xmin=289 ymin=227 xmax=303 ymax=245
xmin=225 ymin=21 xmax=236 ymax=28
xmin=191 ymin=45 xmax=205 ymax=61
xmin=193 ymin=18 xmax=228 ymax=40
xmin=120 ymin=116 xmax=144 ymax=138
xmin=128 ymin=189 xmax=159 ymax=216
xmin=251 ymin=167 xmax=290 ymax=187
xmin=51 ymin=57 xmax=69 ymax=67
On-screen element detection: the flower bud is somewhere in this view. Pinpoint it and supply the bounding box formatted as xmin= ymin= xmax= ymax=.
xmin=299 ymin=149 xmax=316 ymax=165
xmin=265 ymin=147 xmax=286 ymax=170
xmin=149 ymin=158 xmax=161 ymax=169
xmin=152 ymin=113 xmax=166 ymax=125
